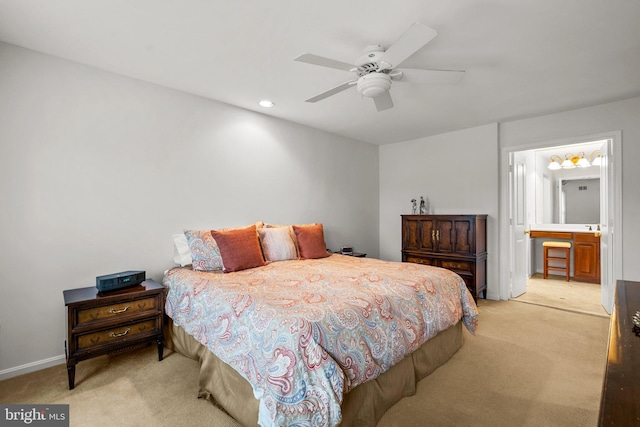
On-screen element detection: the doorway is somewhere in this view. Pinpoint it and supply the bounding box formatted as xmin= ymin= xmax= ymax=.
xmin=500 ymin=131 xmax=622 ymax=314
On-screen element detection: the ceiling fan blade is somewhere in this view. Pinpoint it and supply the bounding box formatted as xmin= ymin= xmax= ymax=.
xmin=373 ymin=91 xmax=394 ymax=111
xmin=379 ymin=23 xmax=438 ymax=70
xmin=295 ymin=53 xmax=355 ymax=72
xmin=395 ymin=68 xmax=465 ymax=84
xmin=305 ymin=81 xmax=356 ymax=103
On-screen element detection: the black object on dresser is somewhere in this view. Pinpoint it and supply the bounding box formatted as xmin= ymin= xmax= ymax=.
xmin=96 ymin=270 xmax=146 ymax=292
xmin=63 ymin=279 xmax=164 ymax=389
xmin=401 ymin=214 xmax=487 ymax=301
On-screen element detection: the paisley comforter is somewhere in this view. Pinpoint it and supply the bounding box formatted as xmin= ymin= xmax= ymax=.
xmin=164 ymin=254 xmax=478 ymax=427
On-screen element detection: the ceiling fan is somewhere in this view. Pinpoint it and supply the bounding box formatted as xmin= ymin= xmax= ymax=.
xmin=294 ymin=22 xmax=465 ymax=112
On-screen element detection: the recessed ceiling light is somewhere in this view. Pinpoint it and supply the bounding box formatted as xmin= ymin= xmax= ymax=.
xmin=259 ymin=100 xmax=275 ymax=108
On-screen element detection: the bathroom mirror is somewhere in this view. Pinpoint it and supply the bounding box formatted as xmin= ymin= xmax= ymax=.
xmin=559 ymin=177 xmax=600 ymax=224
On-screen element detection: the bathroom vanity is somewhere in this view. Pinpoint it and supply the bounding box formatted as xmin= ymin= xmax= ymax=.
xmin=528 ymin=224 xmax=601 ymax=284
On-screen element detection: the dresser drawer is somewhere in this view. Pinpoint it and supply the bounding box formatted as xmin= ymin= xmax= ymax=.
xmin=440 ymin=260 xmax=473 ymax=273
xmin=405 ymin=256 xmax=436 ymax=266
xmin=76 ymin=296 xmax=158 ymax=326
xmin=76 ymin=318 xmax=159 ymax=350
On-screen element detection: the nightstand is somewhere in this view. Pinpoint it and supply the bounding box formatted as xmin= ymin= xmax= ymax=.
xmin=63 ymin=279 xmax=164 ymax=389
xmin=335 ymin=251 xmax=367 ymax=258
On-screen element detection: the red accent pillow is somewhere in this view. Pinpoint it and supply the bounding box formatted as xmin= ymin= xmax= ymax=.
xmin=292 ymin=224 xmax=329 ymax=259
xmin=210 ymin=225 xmax=266 ymax=272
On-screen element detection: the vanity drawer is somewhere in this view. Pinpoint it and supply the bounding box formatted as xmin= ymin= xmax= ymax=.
xmin=529 ymin=231 xmax=573 ymax=239
xmin=76 ymin=296 xmax=159 ymax=326
xmin=574 ymin=232 xmax=600 ymax=243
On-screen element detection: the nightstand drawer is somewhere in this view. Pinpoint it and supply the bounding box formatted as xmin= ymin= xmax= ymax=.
xmin=77 ymin=296 xmax=158 ymax=325
xmin=77 ymin=319 xmax=159 ymax=350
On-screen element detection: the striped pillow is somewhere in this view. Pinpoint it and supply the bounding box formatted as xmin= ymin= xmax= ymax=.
xmin=258 ymin=226 xmax=298 ymax=262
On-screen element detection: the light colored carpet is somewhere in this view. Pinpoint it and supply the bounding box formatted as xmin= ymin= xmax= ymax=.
xmin=378 ymin=299 xmax=608 ymax=426
xmin=513 ymin=273 xmax=609 ymax=318
xmin=0 ymin=299 xmax=609 ymax=426
xmin=53 ymin=377 xmax=157 ymax=426
xmin=1 ymin=346 xmax=240 ymax=427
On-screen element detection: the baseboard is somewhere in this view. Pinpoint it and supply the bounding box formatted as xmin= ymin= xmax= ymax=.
xmin=0 ymin=354 xmax=66 ymax=381
xmin=485 ymin=291 xmax=500 ymax=300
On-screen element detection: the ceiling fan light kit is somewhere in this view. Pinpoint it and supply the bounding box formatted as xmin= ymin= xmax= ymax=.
xmin=294 ymin=22 xmax=465 ymax=112
xmin=357 ymin=73 xmax=391 ymax=98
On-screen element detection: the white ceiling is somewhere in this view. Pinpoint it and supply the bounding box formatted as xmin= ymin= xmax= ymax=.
xmin=1 ymin=0 xmax=639 ymax=145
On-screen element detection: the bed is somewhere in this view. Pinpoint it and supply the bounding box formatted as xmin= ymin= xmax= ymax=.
xmin=163 ymin=223 xmax=478 ymax=426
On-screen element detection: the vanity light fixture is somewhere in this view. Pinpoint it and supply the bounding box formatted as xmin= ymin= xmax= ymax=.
xmin=576 ymin=155 xmax=591 ymax=168
xmin=258 ymin=99 xmax=275 ymax=108
xmin=548 ymin=150 xmax=601 ymax=170
xmin=561 ymin=153 xmax=579 ymax=169
xmin=548 ymin=155 xmax=563 ymax=170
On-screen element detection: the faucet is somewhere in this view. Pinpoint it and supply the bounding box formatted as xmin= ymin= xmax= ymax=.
xmin=586 ymin=225 xmax=592 ymax=231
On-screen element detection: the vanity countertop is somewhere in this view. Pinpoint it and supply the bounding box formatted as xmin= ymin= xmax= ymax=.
xmin=530 ymin=224 xmax=599 ymax=233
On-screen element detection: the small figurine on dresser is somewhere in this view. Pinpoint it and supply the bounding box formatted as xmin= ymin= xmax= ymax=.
xmin=419 ymin=196 xmax=430 ymax=214
xmin=411 ymin=199 xmax=417 ymax=214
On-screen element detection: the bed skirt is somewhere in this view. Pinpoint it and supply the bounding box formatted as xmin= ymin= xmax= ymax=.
xmin=166 ymin=318 xmax=463 ymax=427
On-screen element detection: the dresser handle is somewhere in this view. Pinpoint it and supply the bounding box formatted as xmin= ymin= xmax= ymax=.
xmin=109 ymin=328 xmax=130 ymax=338
xmin=436 ymin=230 xmax=440 ymax=241
xmin=431 ymin=230 xmax=435 ymax=241
xmin=109 ymin=306 xmax=130 ymax=314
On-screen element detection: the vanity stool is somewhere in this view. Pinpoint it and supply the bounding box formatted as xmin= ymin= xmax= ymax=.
xmin=543 ymin=241 xmax=571 ymax=281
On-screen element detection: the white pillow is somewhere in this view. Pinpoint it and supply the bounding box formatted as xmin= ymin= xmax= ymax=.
xmin=172 ymin=233 xmax=192 ymax=266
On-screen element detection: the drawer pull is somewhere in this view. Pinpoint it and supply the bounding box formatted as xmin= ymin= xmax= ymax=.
xmin=109 ymin=306 xmax=130 ymax=314
xmin=109 ymin=328 xmax=130 ymax=338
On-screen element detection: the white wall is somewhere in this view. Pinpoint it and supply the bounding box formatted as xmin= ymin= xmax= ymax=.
xmin=0 ymin=42 xmax=379 ymax=377
xmin=3 ymin=37 xmax=640 ymax=378
xmin=500 ymin=96 xmax=640 ymax=285
xmin=379 ymin=123 xmax=500 ymax=298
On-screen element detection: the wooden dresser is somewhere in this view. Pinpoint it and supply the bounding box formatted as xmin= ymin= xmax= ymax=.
xmin=599 ymin=280 xmax=640 ymax=426
xmin=64 ymin=279 xmax=164 ymax=389
xmin=401 ymin=214 xmax=487 ymax=301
